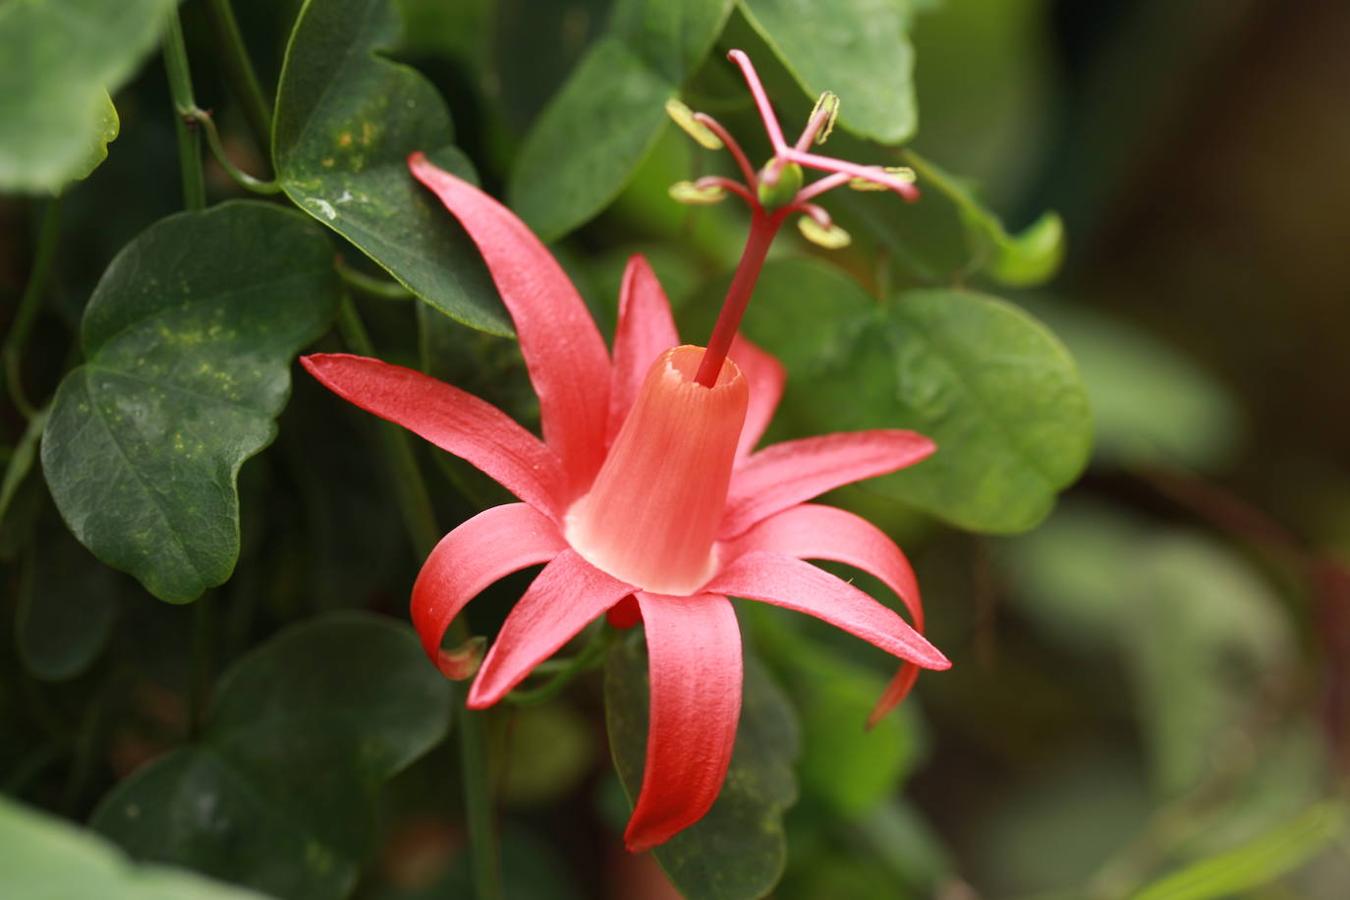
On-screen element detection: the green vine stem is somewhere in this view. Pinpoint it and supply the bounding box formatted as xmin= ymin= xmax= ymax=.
xmin=162 ymin=11 xmax=206 ymax=211
xmin=182 ymin=106 xmax=281 ymax=195
xmin=504 ymin=623 xmax=614 ymax=707
xmin=337 ymin=257 xmax=414 ymax=301
xmin=203 ymin=0 xmax=274 ymax=155
xmin=335 ymin=295 xmax=504 ymax=900
xmin=4 ymin=199 xmax=61 ymax=419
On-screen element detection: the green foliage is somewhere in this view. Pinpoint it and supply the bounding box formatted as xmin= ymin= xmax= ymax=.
xmin=606 ymin=630 xmax=800 ymax=900
xmin=0 ymin=796 xmax=266 ymax=900
xmin=41 ymin=202 xmax=337 ymax=603
xmin=508 ymin=0 xmax=734 ymax=239
xmin=274 ymin=0 xmax=509 ymax=335
xmin=737 ymin=259 xmax=1091 ymax=532
xmin=92 ymin=613 xmax=453 ymax=900
xmin=0 ymin=0 xmax=171 ymax=193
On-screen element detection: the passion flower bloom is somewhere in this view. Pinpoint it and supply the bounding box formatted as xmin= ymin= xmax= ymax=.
xmin=302 ymin=51 xmax=949 ymax=852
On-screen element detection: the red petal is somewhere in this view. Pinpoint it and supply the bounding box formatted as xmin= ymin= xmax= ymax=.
xmin=721 ymin=431 xmax=935 ymax=537
xmin=729 ymin=336 xmax=785 ymax=461
xmin=609 ymin=255 xmax=680 ymax=441
xmin=467 ymin=550 xmax=634 ymax=707
xmin=411 ymin=503 xmax=566 ymax=670
xmin=728 ymin=503 xmax=929 ymax=724
xmin=705 ymin=551 xmax=949 ymax=670
xmin=409 ymin=154 xmax=612 ymax=491
xmin=302 ymin=354 xmax=568 ymax=517
xmin=625 ymin=592 xmax=742 ymax=852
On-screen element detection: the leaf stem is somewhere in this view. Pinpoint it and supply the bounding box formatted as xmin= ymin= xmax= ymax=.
xmin=4 ymin=200 xmax=62 ymax=420
xmin=337 ymin=257 xmax=414 ymax=301
xmin=335 ymin=294 xmax=503 ymax=900
xmin=163 ymin=11 xmax=206 ymax=211
xmin=182 ymin=106 xmax=282 ymax=194
xmin=203 ymin=0 xmax=274 ymax=153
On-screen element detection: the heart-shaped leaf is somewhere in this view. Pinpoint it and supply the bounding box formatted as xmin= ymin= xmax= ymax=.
xmin=42 ymin=201 xmax=338 ymax=603
xmin=0 ymin=0 xmax=169 ymax=193
xmin=606 ymin=629 xmax=800 ymax=900
xmin=508 ymin=0 xmax=734 ymax=240
xmin=92 ymin=612 xmax=453 ymax=900
xmin=739 ymin=0 xmax=917 ymax=145
xmin=736 ymin=258 xmax=1091 ymax=533
xmin=274 ymin=0 xmax=509 ymax=335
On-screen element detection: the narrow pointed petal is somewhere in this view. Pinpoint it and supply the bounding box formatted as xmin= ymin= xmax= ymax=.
xmin=468 ymin=550 xmax=634 ymax=707
xmin=411 ymin=503 xmax=567 ymax=671
xmin=302 ymin=354 xmax=567 ymax=516
xmin=409 ymin=154 xmax=612 ymax=490
xmin=705 ymin=551 xmax=949 ymax=670
xmin=721 ymin=431 xmax=935 ymax=537
xmin=729 ymin=503 xmax=930 ymax=724
xmin=609 ymin=255 xmax=679 ymax=440
xmin=625 ymin=592 xmax=742 ymax=852
xmin=729 ymin=335 xmax=785 ymax=460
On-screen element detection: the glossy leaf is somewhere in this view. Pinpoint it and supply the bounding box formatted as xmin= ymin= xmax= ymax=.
xmin=739 ymin=0 xmax=917 ymax=145
xmin=41 ymin=202 xmax=338 ymax=603
xmin=93 ymin=613 xmax=453 ymax=900
xmin=275 ymin=0 xmax=509 ymax=334
xmin=0 ymin=0 xmax=169 ymax=193
xmin=508 ymin=0 xmax=734 ymax=240
xmin=736 ymin=259 xmax=1091 ymax=533
xmin=606 ymin=629 xmax=799 ymax=900
xmin=0 ymin=796 xmax=265 ymax=900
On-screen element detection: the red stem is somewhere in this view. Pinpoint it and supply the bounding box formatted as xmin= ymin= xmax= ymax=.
xmin=696 ymin=211 xmax=784 ymax=386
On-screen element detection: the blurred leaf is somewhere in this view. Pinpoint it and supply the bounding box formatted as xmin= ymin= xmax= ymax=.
xmin=275 ymin=0 xmax=509 ymax=335
xmin=41 ymin=202 xmax=337 ymax=604
xmin=739 ymin=0 xmax=917 ymax=145
xmin=606 ymin=630 xmax=800 ymax=900
xmin=93 ymin=613 xmax=452 ymax=900
xmin=497 ymin=703 xmax=596 ymax=808
xmin=432 ymin=824 xmax=583 ymax=900
xmin=739 ymin=259 xmax=1091 ymax=533
xmin=1026 ymin=299 xmax=1244 ymax=470
xmin=1133 ymin=802 xmax=1348 ymax=900
xmin=0 ymin=796 xmax=265 ymax=900
xmin=508 ymin=0 xmax=735 ymax=240
xmin=907 ymin=150 xmax=1064 ymax=287
xmin=0 ymin=0 xmax=170 ymax=193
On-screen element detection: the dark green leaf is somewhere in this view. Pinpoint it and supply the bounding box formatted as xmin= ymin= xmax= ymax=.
xmin=739 ymin=259 xmax=1091 ymax=533
xmin=41 ymin=201 xmax=338 ymax=603
xmin=739 ymin=0 xmax=917 ymax=145
xmin=0 ymin=0 xmax=170 ymax=193
xmin=605 ymin=629 xmax=800 ymax=900
xmin=508 ymin=0 xmax=734 ymax=240
xmin=93 ymin=612 xmax=453 ymax=900
xmin=0 ymin=796 xmax=266 ymax=900
xmin=274 ymin=0 xmax=509 ymax=334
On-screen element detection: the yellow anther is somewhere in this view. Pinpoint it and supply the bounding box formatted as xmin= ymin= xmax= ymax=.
xmin=848 ymin=166 xmax=917 ymax=191
xmin=810 ymin=91 xmax=840 ymax=145
xmin=665 ymin=99 xmax=723 ymax=150
xmin=669 ymin=180 xmax=727 ymax=205
xmin=798 ymin=216 xmax=851 ymax=249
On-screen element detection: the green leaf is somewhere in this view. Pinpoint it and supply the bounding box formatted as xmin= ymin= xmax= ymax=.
xmin=605 ymin=629 xmax=800 ymax=900
xmin=0 ymin=0 xmax=172 ymax=193
xmin=274 ymin=0 xmax=509 ymax=335
xmin=508 ymin=0 xmax=734 ymax=240
xmin=739 ymin=0 xmax=917 ymax=145
xmin=93 ymin=612 xmax=453 ymax=900
xmin=907 ymin=150 xmax=1065 ymax=287
xmin=41 ymin=201 xmax=338 ymax=603
xmin=1025 ymin=299 xmax=1244 ymax=470
xmin=737 ymin=259 xmax=1091 ymax=533
xmin=1133 ymin=803 xmax=1348 ymax=900
xmin=0 ymin=796 xmax=266 ymax=900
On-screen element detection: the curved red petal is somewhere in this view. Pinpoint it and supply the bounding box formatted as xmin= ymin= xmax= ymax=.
xmin=705 ymin=551 xmax=949 ymax=670
xmin=408 ymin=154 xmax=612 ymax=491
xmin=728 ymin=503 xmax=930 ymax=724
xmin=467 ymin=550 xmax=634 ymax=707
xmin=609 ymin=255 xmax=680 ymax=442
xmin=411 ymin=503 xmax=566 ymax=670
xmin=625 ymin=592 xmax=742 ymax=852
xmin=302 ymin=354 xmax=568 ymax=516
xmin=721 ymin=430 xmax=935 ymax=537
xmin=729 ymin=336 xmax=785 ymax=461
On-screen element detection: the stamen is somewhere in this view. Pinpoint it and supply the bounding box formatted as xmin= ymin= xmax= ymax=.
xmin=669 ymin=180 xmax=728 ymax=205
xmin=693 ymin=112 xmax=759 ymax=187
xmin=787 ymin=149 xmax=921 ymax=201
xmin=797 ymin=213 xmax=851 ymax=250
xmin=795 ymin=91 xmax=840 ymax=151
xmin=665 ymin=99 xmax=724 ymax=150
xmin=849 ymin=166 xmax=915 ymax=191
